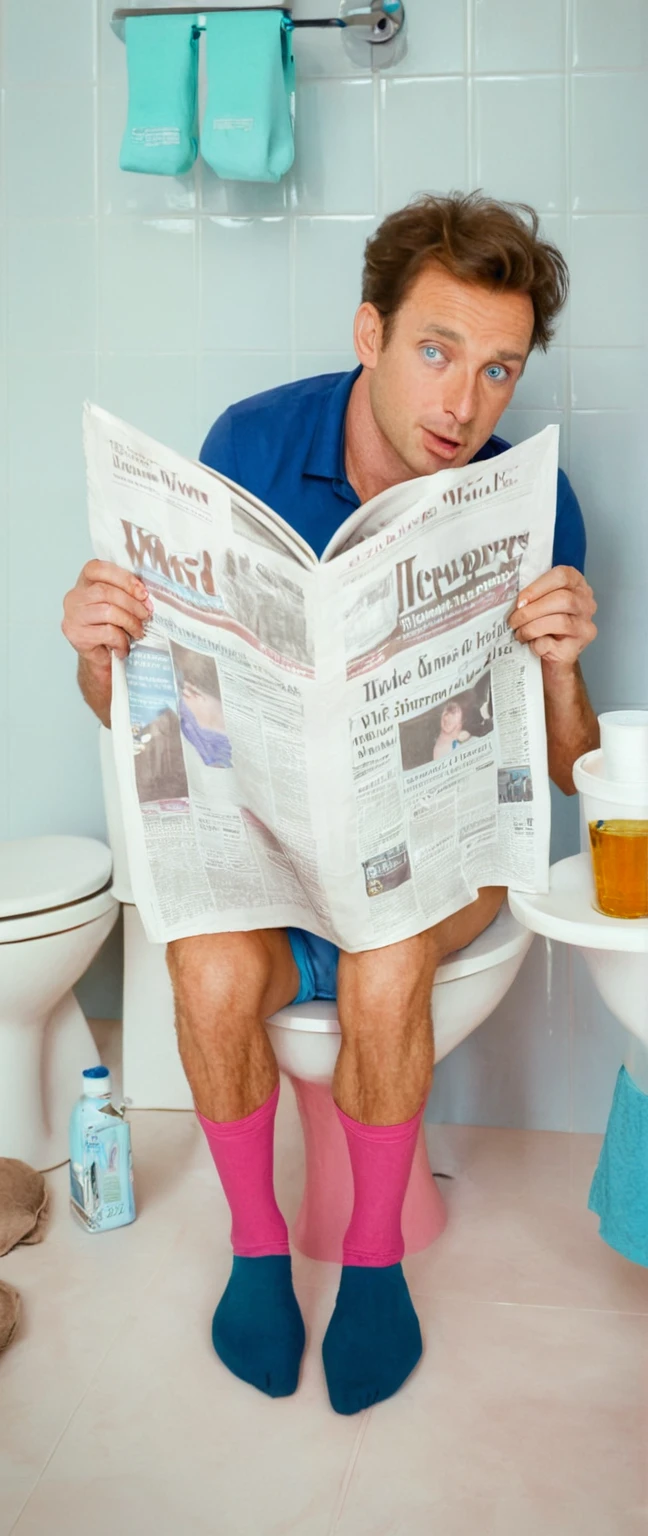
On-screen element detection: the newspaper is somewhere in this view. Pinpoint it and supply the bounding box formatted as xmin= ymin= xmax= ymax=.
xmin=84 ymin=404 xmax=558 ymax=948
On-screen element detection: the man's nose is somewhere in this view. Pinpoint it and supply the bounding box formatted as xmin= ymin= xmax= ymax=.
xmin=443 ymin=369 xmax=478 ymax=426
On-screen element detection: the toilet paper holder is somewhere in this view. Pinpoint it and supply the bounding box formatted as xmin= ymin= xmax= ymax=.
xmin=111 ymin=2 xmax=406 ymax=46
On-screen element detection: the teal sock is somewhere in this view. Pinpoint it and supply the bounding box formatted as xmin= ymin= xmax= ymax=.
xmin=211 ymin=1255 xmax=305 ymax=1399
xmin=322 ymin=1264 xmax=423 ymax=1416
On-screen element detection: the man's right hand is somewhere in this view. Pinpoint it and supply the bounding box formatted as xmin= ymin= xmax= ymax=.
xmin=62 ymin=560 xmax=153 ymax=670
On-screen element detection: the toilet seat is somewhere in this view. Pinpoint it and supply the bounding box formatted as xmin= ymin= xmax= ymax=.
xmin=268 ymin=901 xmax=531 ymax=1035
xmin=0 ymin=836 xmax=115 ymax=943
xmin=509 ymin=854 xmax=648 ymax=952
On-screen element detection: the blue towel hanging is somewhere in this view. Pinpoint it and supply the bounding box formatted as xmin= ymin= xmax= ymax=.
xmin=588 ymin=1065 xmax=648 ymax=1267
xmin=200 ymin=11 xmax=295 ymax=184
xmin=120 ymin=13 xmax=199 ymax=177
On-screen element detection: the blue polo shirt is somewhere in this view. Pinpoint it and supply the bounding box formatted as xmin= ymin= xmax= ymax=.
xmin=200 ymin=364 xmax=586 ymax=570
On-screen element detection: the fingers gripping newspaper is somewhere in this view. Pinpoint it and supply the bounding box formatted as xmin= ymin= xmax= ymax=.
xmin=84 ymin=405 xmax=557 ymax=949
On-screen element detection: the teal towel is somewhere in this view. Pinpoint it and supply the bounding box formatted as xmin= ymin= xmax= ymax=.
xmin=588 ymin=1065 xmax=648 ymax=1267
xmin=120 ymin=14 xmax=199 ymax=177
xmin=201 ymin=12 xmax=295 ymax=184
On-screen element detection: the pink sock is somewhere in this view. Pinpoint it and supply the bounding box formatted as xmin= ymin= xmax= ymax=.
xmin=196 ymin=1083 xmax=290 ymax=1258
xmin=336 ymin=1103 xmax=423 ymax=1267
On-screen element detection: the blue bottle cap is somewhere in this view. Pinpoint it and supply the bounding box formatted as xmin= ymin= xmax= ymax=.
xmin=81 ymin=1065 xmax=112 ymax=1097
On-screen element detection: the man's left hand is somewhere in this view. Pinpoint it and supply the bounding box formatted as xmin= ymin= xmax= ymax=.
xmin=508 ymin=565 xmax=597 ymax=666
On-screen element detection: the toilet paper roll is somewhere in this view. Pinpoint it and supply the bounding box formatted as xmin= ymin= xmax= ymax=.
xmin=599 ymin=710 xmax=648 ymax=785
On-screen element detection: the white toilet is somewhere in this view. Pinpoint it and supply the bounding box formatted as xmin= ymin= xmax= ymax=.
xmin=99 ymin=725 xmax=535 ymax=1255
xmin=0 ymin=836 xmax=119 ymax=1171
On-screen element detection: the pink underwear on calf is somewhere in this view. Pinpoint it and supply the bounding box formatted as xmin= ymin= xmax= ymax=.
xmin=336 ymin=1103 xmax=424 ymax=1267
xmin=196 ymin=1083 xmax=290 ymax=1258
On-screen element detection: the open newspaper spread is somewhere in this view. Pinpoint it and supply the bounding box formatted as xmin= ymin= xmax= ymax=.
xmin=84 ymin=404 xmax=558 ymax=948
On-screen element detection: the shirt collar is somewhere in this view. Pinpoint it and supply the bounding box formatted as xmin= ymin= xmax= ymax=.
xmin=303 ymin=365 xmax=362 ymax=488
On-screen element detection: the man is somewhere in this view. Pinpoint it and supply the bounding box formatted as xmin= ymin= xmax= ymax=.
xmin=62 ymin=192 xmax=598 ymax=1416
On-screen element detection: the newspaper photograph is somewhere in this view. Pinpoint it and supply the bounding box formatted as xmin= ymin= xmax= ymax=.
xmin=84 ymin=404 xmax=558 ymax=949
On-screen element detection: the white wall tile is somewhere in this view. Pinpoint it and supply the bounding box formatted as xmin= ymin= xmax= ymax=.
xmin=389 ymin=0 xmax=466 ymax=76
xmin=97 ymin=353 xmax=197 ymax=460
xmin=570 ymin=951 xmax=630 ymax=1133
xmin=7 ymin=488 xmax=93 ymax=625
xmin=380 ymin=78 xmax=468 ymax=215
xmin=294 ymin=351 xmax=358 ymax=378
xmin=427 ymin=938 xmax=572 ymax=1131
xmin=513 ymin=346 xmax=567 ymax=409
xmin=200 ymin=218 xmax=290 ymax=350
xmin=4 ymin=87 xmax=96 ymax=219
xmin=570 ymin=410 xmax=646 ymax=591
xmin=2 ymin=0 xmax=647 ymax=1129
xmin=8 ymin=622 xmax=89 ymax=730
xmin=8 ymin=717 xmax=106 ymax=840
xmin=197 ymin=352 xmax=292 ymax=444
xmin=99 ymin=219 xmax=196 ymax=352
xmin=6 ymin=352 xmax=96 ymax=498
xmin=580 ymin=586 xmax=648 ymax=711
xmin=292 ymin=80 xmax=374 ymax=214
xmin=2 ymin=0 xmax=96 ymax=83
xmin=496 ymin=408 xmax=569 ymax=471
xmin=100 ymin=84 xmax=197 ymax=216
xmin=573 ymin=0 xmax=648 ymax=68
xmin=474 ymin=0 xmax=566 ymax=73
xmin=294 ymin=216 xmax=375 ymax=350
xmin=474 ymin=77 xmax=566 ymax=212
xmin=201 ymin=166 xmax=290 ymax=217
xmin=98 ymin=0 xmax=131 ymax=84
xmin=570 ymin=348 xmax=648 ymax=409
xmin=6 ymin=221 xmax=96 ymax=352
xmin=572 ymin=74 xmax=648 ymax=213
xmin=570 ymin=216 xmax=648 ymax=346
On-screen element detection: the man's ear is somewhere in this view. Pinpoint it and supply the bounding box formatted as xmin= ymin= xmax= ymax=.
xmin=353 ymin=302 xmax=384 ymax=370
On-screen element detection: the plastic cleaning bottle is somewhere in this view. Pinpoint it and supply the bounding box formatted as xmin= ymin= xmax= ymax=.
xmin=69 ymin=1066 xmax=136 ymax=1232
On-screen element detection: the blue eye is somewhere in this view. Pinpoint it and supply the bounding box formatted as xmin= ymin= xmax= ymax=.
xmin=486 ymin=364 xmax=507 ymax=381
xmin=422 ymin=346 xmax=442 ymax=362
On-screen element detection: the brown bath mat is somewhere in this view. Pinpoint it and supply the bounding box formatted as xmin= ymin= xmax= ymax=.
xmin=0 ymin=1158 xmax=50 ymax=1256
xmin=0 ymin=1280 xmax=20 ymax=1354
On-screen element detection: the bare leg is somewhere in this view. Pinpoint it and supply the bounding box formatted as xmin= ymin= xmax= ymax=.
xmin=166 ymin=928 xmax=299 ymax=1121
xmin=334 ymin=886 xmax=507 ymax=1123
xmin=166 ymin=929 xmax=304 ymax=1398
xmin=323 ymin=887 xmax=507 ymax=1414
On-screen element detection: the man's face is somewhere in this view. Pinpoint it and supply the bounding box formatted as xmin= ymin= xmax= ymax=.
xmin=361 ymin=264 xmax=534 ymax=477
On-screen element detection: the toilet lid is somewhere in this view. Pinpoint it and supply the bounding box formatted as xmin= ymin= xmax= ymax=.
xmin=0 ymin=836 xmax=113 ymax=918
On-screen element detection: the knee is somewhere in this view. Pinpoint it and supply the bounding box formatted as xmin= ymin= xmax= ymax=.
xmin=338 ymin=935 xmax=437 ymax=1042
xmin=166 ymin=933 xmax=275 ymax=1029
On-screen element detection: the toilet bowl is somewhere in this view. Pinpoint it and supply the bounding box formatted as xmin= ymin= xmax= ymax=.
xmin=509 ymin=852 xmax=648 ymax=1082
xmin=267 ymin=899 xmax=534 ymax=1260
xmin=99 ymin=724 xmax=534 ymax=1258
xmin=0 ymin=836 xmax=119 ymax=1171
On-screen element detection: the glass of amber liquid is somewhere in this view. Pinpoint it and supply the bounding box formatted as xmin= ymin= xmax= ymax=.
xmin=588 ymin=819 xmax=648 ymax=919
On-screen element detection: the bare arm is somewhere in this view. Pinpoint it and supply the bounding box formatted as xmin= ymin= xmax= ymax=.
xmin=77 ymin=654 xmax=114 ymax=730
xmin=508 ymin=564 xmax=599 ymax=795
xmin=541 ymin=659 xmax=599 ymax=794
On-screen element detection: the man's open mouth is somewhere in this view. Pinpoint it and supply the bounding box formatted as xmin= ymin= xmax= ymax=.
xmin=422 ymin=429 xmax=462 ymax=458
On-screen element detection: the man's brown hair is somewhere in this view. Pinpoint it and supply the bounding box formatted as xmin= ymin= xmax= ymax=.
xmin=362 ymin=190 xmax=569 ymax=353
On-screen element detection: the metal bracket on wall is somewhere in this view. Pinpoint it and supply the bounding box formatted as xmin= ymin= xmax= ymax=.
xmin=111 ymin=2 xmax=405 ymax=46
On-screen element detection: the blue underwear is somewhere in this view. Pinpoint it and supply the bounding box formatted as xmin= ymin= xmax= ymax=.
xmin=286 ymin=928 xmax=339 ymax=1004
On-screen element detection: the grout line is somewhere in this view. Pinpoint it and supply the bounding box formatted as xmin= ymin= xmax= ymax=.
xmin=8 ymin=1226 xmax=185 ymax=1515
xmin=563 ymin=0 xmax=574 ymax=471
xmin=466 ymin=0 xmax=474 ymax=188
xmin=327 ymin=1407 xmax=374 ymax=1535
